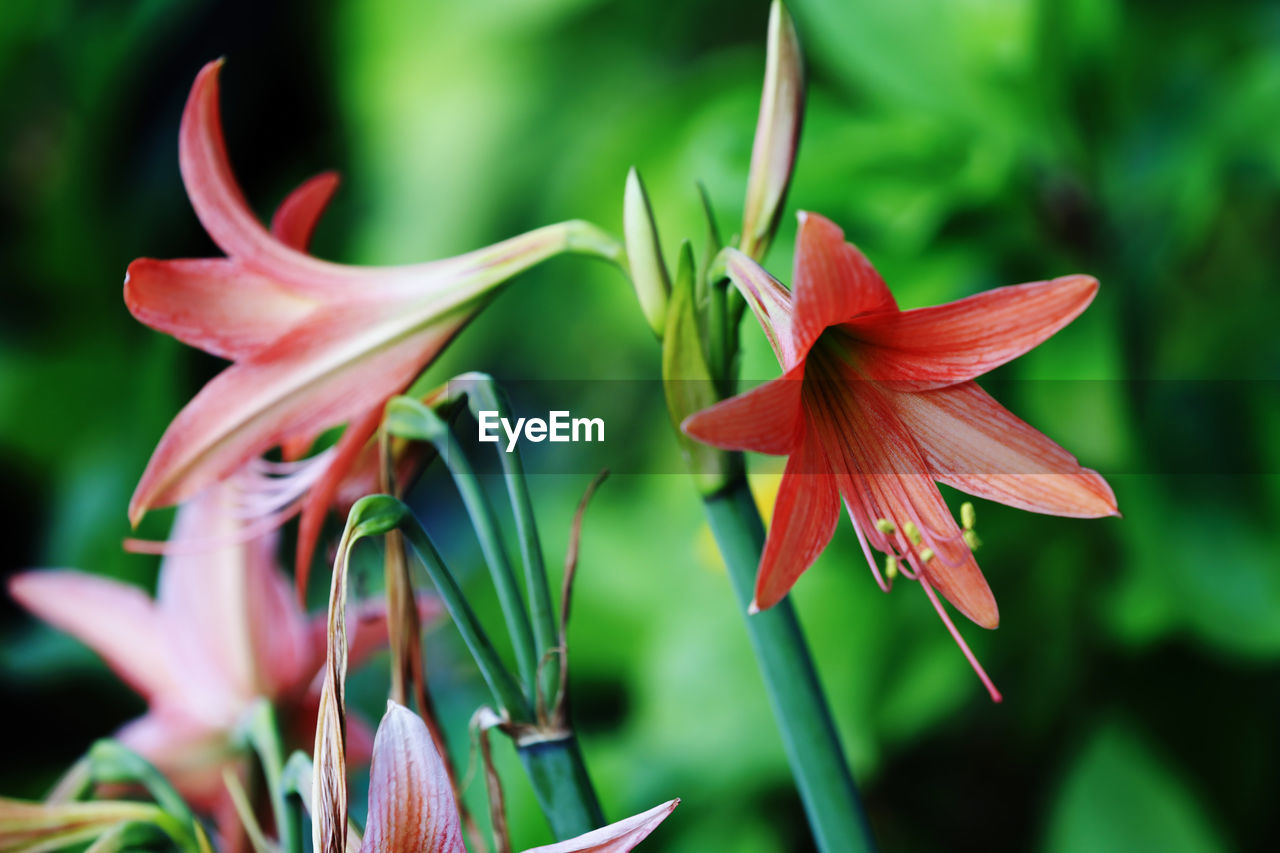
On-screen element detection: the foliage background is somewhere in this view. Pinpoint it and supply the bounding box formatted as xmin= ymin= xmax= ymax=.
xmin=2 ymin=0 xmax=1279 ymax=850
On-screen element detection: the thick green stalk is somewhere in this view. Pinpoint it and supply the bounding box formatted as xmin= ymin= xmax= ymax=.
xmin=703 ymin=476 xmax=875 ymax=853
xmin=516 ymin=735 xmax=605 ymax=839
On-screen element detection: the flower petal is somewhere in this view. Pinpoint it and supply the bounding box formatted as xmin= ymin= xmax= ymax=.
xmin=523 ymin=799 xmax=679 ymax=853
xmin=295 ymin=406 xmax=383 ymax=598
xmin=8 ymin=571 xmax=172 ymax=699
xmin=128 ymin=300 xmax=469 ymax=524
xmin=124 ymin=258 xmax=316 ymax=361
xmin=752 ymin=429 xmax=840 ymax=611
xmin=891 ymin=381 xmax=1118 ymax=517
xmin=789 ymin=212 xmax=897 ymax=362
xmin=362 ymin=702 xmax=465 ymax=853
xmin=805 ymin=357 xmax=998 ymax=628
xmin=723 ymin=248 xmax=796 ymax=368
xmin=843 ymin=274 xmax=1098 ymax=389
xmin=180 ymin=62 xmax=581 ymax=302
xmin=115 ymin=710 xmax=234 ymax=812
xmin=270 ymin=172 xmax=340 ymax=252
xmin=681 ymin=363 xmax=805 ymax=455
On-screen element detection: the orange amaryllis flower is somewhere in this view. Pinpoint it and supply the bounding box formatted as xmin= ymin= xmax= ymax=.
xmin=360 ymin=703 xmax=677 ymax=852
xmin=125 ymin=60 xmax=618 ymax=554
xmin=8 ymin=483 xmax=434 ymax=836
xmin=684 ymin=212 xmax=1117 ymax=699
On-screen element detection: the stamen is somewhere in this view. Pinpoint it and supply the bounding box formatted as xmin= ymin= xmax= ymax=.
xmin=874 ymin=518 xmax=897 ymax=536
xmin=847 ymin=503 xmax=891 ymax=593
xmin=902 ymin=521 xmax=923 ymax=546
xmin=884 ymin=555 xmax=899 ymax=582
xmin=963 ymin=530 xmax=982 ymax=551
xmin=919 ymin=575 xmax=1002 ymax=703
xmin=960 ymin=502 xmax=976 ymax=531
xmin=918 ymin=547 xmax=935 ymax=563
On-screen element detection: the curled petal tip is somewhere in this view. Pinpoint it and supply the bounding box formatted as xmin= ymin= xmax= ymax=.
xmin=747 ymin=600 xmax=762 ymax=615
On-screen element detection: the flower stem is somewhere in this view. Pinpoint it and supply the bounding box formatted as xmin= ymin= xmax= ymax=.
xmin=702 ymin=475 xmax=876 ymax=853
xmin=516 ymin=735 xmax=605 ymax=839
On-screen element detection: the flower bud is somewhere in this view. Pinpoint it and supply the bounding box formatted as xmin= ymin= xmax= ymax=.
xmin=740 ymin=0 xmax=804 ymax=261
xmin=624 ymin=167 xmax=671 ymax=337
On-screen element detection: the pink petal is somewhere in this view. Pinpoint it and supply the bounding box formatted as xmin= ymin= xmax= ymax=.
xmin=154 ymin=488 xmax=263 ymax=720
xmin=180 ymin=62 xmax=571 ymax=302
xmin=270 ymin=172 xmax=340 ymax=252
xmin=8 ymin=571 xmax=173 ymax=699
xmin=891 ymin=381 xmax=1118 ymax=517
xmin=523 ymin=799 xmax=679 ymax=853
xmin=114 ymin=710 xmax=235 ymax=812
xmin=123 ymin=258 xmax=316 ymax=361
xmin=806 ymin=355 xmax=999 ymax=628
xmin=128 ymin=300 xmax=467 ymax=524
xmin=789 ymin=211 xmax=897 ymax=363
xmin=681 ymin=363 xmax=805 ymax=455
xmin=294 ymin=405 xmax=384 ymax=599
xmin=842 ymin=274 xmax=1099 ymax=389
xmin=362 ymin=702 xmax=465 ymax=853
xmin=752 ymin=429 xmax=840 ymax=611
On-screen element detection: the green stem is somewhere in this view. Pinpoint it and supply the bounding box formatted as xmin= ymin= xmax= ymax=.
xmin=703 ymin=476 xmax=876 ymax=853
xmin=385 ymin=399 xmax=541 ymax=704
xmin=242 ymin=701 xmax=300 ymax=853
xmin=453 ymin=374 xmax=561 ymax=709
xmin=396 ymin=509 xmax=534 ymax=721
xmin=516 ymin=735 xmax=605 ymax=839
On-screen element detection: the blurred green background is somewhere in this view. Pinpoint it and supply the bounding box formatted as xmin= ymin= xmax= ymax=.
xmin=3 ymin=0 xmax=1279 ymax=850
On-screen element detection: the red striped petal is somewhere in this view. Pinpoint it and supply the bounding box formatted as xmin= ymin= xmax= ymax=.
xmin=752 ymin=429 xmax=840 ymax=611
xmin=890 ymin=381 xmax=1118 ymax=517
xmin=681 ymin=363 xmax=805 ymax=455
xmin=805 ymin=356 xmax=998 ymax=628
xmin=843 ymin=274 xmax=1098 ymax=389
xmin=362 ymin=703 xmax=465 ymax=853
xmin=789 ymin=212 xmax=897 ymax=363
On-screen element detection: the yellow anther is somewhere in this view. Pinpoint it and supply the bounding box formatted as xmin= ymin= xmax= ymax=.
xmin=963 ymin=530 xmax=982 ymax=551
xmin=874 ymin=518 xmax=897 ymax=536
xmin=961 ymin=502 xmax=976 ymax=531
xmin=919 ymin=547 xmax=935 ymax=563
xmin=884 ymin=555 xmax=899 ymax=581
xmin=903 ymin=521 xmax=923 ymax=545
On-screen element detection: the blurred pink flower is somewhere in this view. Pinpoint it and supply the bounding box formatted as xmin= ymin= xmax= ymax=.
xmin=9 ymin=483 xmax=435 ymax=838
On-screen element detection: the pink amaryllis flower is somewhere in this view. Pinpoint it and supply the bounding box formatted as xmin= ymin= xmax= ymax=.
xmin=8 ymin=483 xmax=433 ymax=839
xmin=359 ymin=703 xmax=677 ymax=852
xmin=684 ymin=212 xmax=1117 ymax=699
xmin=125 ymin=60 xmax=617 ymax=576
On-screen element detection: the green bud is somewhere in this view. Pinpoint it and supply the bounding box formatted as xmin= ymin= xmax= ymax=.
xmin=664 ymin=240 xmax=736 ymax=494
xmin=624 ymin=167 xmax=671 ymax=337
xmin=347 ymin=494 xmax=408 ymax=540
